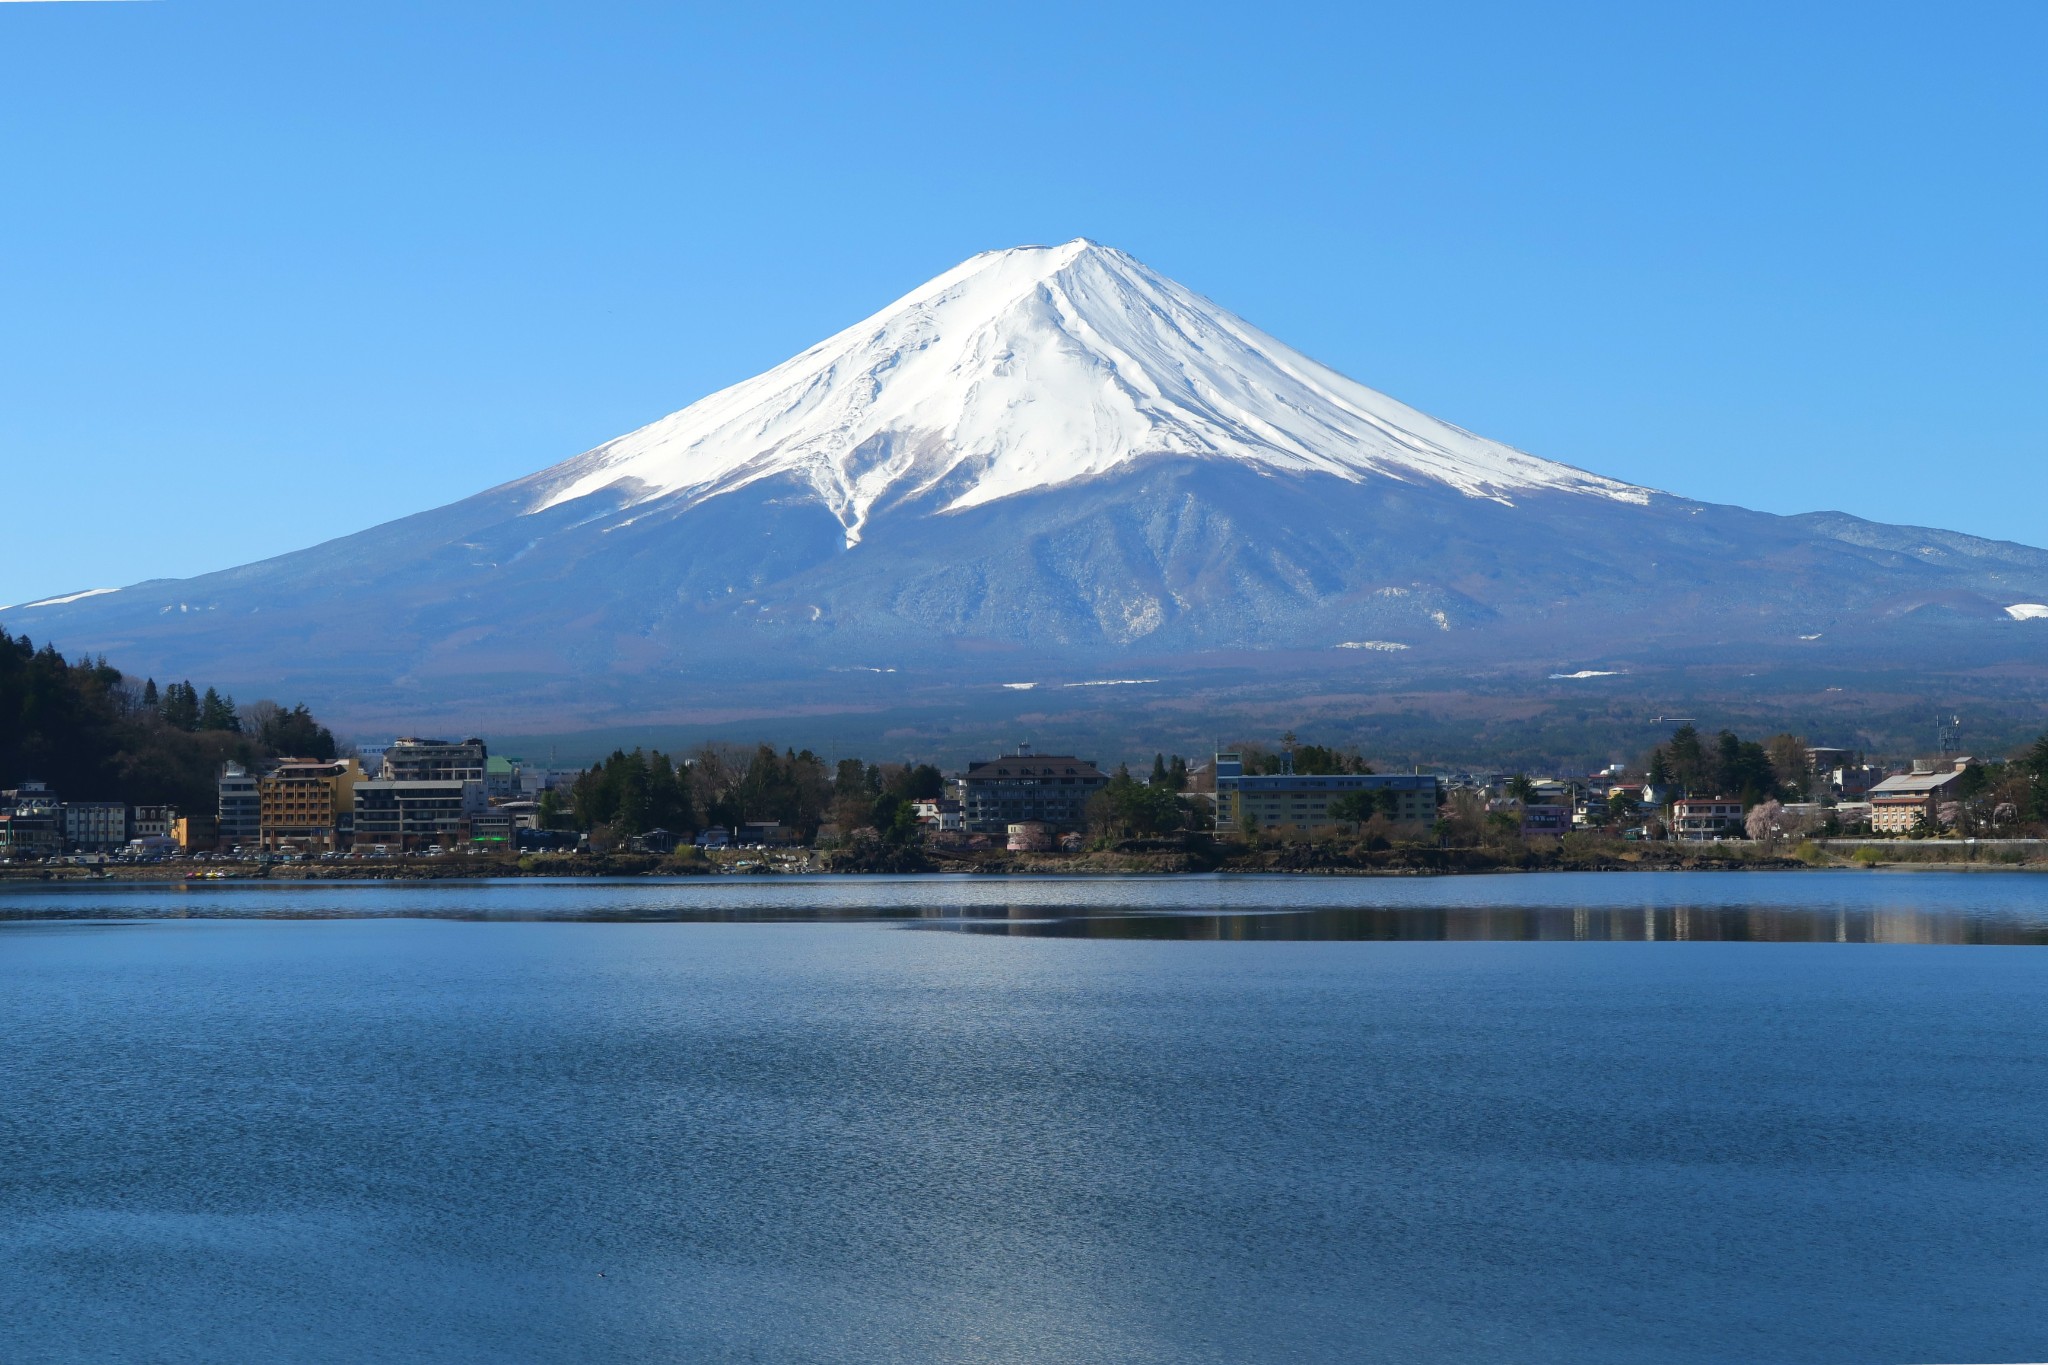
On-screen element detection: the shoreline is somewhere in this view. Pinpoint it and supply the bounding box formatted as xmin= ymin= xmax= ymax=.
xmin=3 ymin=843 xmax=2043 ymax=886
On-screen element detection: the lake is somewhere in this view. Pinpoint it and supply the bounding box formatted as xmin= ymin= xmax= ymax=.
xmin=3 ymin=872 xmax=2045 ymax=1363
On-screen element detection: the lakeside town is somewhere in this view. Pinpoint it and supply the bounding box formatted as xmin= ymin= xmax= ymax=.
xmin=5 ymin=724 xmax=2045 ymax=874
xmin=4 ymin=616 xmax=2044 ymax=874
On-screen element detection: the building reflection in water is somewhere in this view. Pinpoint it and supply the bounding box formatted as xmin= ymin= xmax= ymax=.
xmin=929 ymin=900 xmax=2048 ymax=945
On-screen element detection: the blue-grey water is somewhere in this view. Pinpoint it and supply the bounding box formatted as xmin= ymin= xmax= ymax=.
xmin=3 ymin=871 xmax=2046 ymax=1363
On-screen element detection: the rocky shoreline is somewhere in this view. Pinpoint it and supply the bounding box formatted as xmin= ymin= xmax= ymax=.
xmin=5 ymin=837 xmax=2040 ymax=885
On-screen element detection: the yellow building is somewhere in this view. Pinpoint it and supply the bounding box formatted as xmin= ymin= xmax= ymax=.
xmin=1866 ymin=769 xmax=1962 ymax=835
xmin=259 ymin=758 xmax=364 ymax=854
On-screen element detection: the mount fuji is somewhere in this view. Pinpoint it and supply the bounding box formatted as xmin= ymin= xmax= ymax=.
xmin=522 ymin=239 xmax=1653 ymax=545
xmin=12 ymin=239 xmax=2048 ymax=737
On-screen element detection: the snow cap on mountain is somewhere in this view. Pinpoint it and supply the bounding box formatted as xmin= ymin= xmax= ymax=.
xmin=523 ymin=239 xmax=1653 ymax=546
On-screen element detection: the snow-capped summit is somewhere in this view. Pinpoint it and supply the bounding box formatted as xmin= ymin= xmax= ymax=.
xmin=12 ymin=237 xmax=2046 ymax=732
xmin=521 ymin=239 xmax=1651 ymax=545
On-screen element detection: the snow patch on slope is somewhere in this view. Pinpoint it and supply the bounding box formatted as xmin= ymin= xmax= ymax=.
xmin=523 ymin=240 xmax=1654 ymax=547
xmin=6 ymin=587 xmax=120 ymax=611
xmin=2005 ymin=603 xmax=2048 ymax=621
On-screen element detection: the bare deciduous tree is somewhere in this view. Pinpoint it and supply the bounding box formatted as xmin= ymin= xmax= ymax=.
xmin=238 ymin=699 xmax=283 ymax=740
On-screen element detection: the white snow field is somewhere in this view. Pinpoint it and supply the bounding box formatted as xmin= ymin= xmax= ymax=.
xmin=522 ymin=240 xmax=1653 ymax=547
xmin=2 ymin=587 xmax=120 ymax=611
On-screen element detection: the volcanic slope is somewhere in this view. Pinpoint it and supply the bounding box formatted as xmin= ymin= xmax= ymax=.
xmin=11 ymin=239 xmax=2047 ymax=727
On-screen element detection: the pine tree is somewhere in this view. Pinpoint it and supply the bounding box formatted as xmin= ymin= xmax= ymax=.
xmin=160 ymin=680 xmax=201 ymax=732
xmin=141 ymin=678 xmax=158 ymax=707
xmin=198 ymin=687 xmax=240 ymax=732
xmin=1150 ymin=753 xmax=1169 ymax=786
xmin=257 ymin=703 xmax=336 ymax=760
xmin=1712 ymin=731 xmax=1743 ymax=796
xmin=1666 ymin=725 xmax=1708 ymax=795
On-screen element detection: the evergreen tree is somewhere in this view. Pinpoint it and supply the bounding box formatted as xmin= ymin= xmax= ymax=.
xmin=1708 ymin=731 xmax=1777 ymax=804
xmin=1666 ymin=725 xmax=1708 ymax=794
xmin=1150 ymin=753 xmax=1169 ymax=786
xmin=198 ymin=687 xmax=241 ymax=733
xmin=645 ymin=750 xmax=694 ymax=831
xmin=1713 ymin=730 xmax=1743 ymax=795
xmin=882 ymin=762 xmax=943 ymax=802
xmin=1168 ymin=755 xmax=1189 ymax=791
xmin=1328 ymin=792 xmax=1375 ymax=827
xmin=866 ymin=791 xmax=923 ymax=846
xmin=141 ymin=678 xmax=158 ymax=707
xmin=833 ymin=758 xmax=879 ymax=802
xmin=569 ymin=748 xmax=700 ymax=837
xmin=1289 ymin=743 xmax=1368 ymax=776
xmin=1085 ymin=769 xmax=1183 ymax=839
xmin=160 ymin=680 xmax=201 ymax=732
xmin=257 ymin=704 xmax=337 ymax=760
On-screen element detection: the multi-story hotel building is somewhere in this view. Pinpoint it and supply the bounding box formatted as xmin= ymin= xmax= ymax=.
xmin=1867 ymin=768 xmax=1963 ymax=835
xmin=63 ymin=801 xmax=130 ymax=851
xmin=218 ymin=762 xmax=262 ymax=849
xmin=353 ymin=778 xmax=484 ymax=852
xmin=1213 ymin=752 xmax=1440 ymax=836
xmin=259 ymin=758 xmax=364 ymax=854
xmin=381 ymin=738 xmax=488 ymax=783
xmin=959 ymin=748 xmax=1109 ymax=832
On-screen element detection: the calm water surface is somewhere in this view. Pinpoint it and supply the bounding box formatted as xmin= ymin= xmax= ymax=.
xmin=3 ymin=872 xmax=2046 ymax=1363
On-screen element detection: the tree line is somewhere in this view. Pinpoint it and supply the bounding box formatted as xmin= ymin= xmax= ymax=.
xmin=567 ymin=745 xmax=1211 ymax=847
xmin=0 ymin=625 xmax=338 ymax=819
xmin=1638 ymin=724 xmax=1836 ymax=804
xmin=1641 ymin=722 xmax=2048 ymax=832
xmin=565 ymin=744 xmax=947 ymax=847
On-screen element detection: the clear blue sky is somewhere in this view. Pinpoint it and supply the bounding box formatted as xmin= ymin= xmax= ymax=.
xmin=3 ymin=1 xmax=2044 ymax=609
